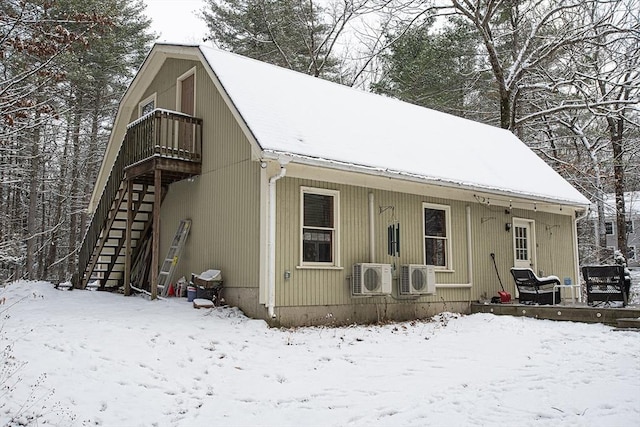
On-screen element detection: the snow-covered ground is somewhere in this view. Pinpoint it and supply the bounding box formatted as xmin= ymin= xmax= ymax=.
xmin=1 ymin=273 xmax=639 ymax=427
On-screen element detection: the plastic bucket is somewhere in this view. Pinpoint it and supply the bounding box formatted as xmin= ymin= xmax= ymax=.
xmin=187 ymin=286 xmax=197 ymax=302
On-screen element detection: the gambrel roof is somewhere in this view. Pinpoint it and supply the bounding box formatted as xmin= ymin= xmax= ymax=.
xmin=197 ymin=44 xmax=589 ymax=208
xmin=91 ymin=44 xmax=591 ymax=212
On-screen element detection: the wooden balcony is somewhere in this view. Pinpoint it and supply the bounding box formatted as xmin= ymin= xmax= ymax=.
xmin=123 ymin=109 xmax=202 ymax=183
xmin=77 ymin=109 xmax=202 ymax=291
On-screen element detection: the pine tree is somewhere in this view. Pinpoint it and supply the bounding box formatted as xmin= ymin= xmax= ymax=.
xmin=202 ymin=0 xmax=339 ymax=78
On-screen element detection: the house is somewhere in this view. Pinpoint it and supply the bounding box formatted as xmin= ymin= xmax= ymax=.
xmin=601 ymin=192 xmax=639 ymax=266
xmin=78 ymin=43 xmax=591 ymax=326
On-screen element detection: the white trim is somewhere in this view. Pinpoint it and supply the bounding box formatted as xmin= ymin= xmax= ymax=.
xmin=436 ymin=283 xmax=472 ymax=289
xmin=281 ymin=161 xmax=584 ymax=217
xmin=176 ymin=66 xmax=197 ymax=115
xmin=259 ymin=167 xmax=268 ymax=305
xmin=512 ymin=218 xmax=537 ymax=271
xmin=422 ymin=202 xmax=452 ymax=270
xmin=299 ymin=186 xmax=340 ymax=268
xmin=138 ymin=93 xmax=157 ymax=117
xmin=262 ymin=151 xmax=590 ymax=212
xmin=196 ymin=49 xmax=264 ymax=162
xmin=267 ymin=164 xmax=288 ymax=318
xmin=605 ymin=221 xmax=614 ymax=235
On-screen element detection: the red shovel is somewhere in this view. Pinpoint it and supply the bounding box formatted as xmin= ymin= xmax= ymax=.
xmin=491 ymin=253 xmax=512 ymax=303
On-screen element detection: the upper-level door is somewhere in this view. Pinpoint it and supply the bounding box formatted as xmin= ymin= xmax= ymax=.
xmin=178 ymin=70 xmax=195 ymax=151
xmin=513 ymin=218 xmax=535 ymax=270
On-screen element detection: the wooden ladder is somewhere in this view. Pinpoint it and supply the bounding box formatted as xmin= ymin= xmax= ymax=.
xmin=157 ymin=219 xmax=191 ymax=296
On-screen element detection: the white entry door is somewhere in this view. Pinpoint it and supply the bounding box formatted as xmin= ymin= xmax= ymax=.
xmin=513 ymin=218 xmax=535 ymax=270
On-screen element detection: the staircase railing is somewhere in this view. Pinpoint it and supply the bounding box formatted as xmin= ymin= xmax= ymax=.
xmin=77 ymin=109 xmax=202 ymax=288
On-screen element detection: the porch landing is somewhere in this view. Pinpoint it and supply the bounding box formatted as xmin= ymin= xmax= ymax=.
xmin=470 ymin=301 xmax=640 ymax=328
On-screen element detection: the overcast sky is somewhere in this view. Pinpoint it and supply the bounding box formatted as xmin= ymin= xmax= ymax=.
xmin=144 ymin=0 xmax=209 ymax=44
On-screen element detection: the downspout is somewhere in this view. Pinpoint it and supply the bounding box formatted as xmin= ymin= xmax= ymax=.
xmin=464 ymin=205 xmax=473 ymax=305
xmin=369 ymin=192 xmax=375 ymax=263
xmin=572 ymin=207 xmax=590 ymax=302
xmin=267 ymin=158 xmax=289 ymax=319
xmin=466 ymin=205 xmax=473 ymax=291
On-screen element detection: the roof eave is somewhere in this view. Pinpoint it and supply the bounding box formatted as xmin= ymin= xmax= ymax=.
xmin=261 ymin=150 xmax=590 ymax=212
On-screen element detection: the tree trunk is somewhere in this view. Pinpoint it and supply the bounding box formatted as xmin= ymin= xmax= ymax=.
xmin=67 ymin=96 xmax=83 ymax=275
xmin=611 ymin=116 xmax=627 ymax=258
xmin=45 ymin=123 xmax=71 ymax=281
xmin=25 ymin=117 xmax=41 ymax=279
xmin=499 ymin=88 xmax=512 ymax=130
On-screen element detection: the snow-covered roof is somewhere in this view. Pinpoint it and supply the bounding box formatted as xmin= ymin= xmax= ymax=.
xmin=197 ymin=45 xmax=589 ymax=207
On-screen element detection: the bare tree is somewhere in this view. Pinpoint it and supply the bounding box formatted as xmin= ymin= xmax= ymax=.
xmin=520 ymin=0 xmax=640 ymax=262
xmin=0 ymin=0 xmax=152 ymax=282
xmin=432 ymin=0 xmax=628 ymax=132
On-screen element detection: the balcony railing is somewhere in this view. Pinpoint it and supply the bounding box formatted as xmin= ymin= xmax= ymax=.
xmin=77 ymin=109 xmax=202 ymax=287
xmin=124 ymin=108 xmax=202 ymax=162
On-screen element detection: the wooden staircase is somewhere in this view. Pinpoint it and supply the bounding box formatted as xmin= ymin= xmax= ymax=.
xmin=81 ymin=183 xmax=156 ymax=290
xmin=77 ymin=109 xmax=202 ymax=296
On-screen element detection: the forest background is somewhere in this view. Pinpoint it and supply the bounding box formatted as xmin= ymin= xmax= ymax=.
xmin=1 ymin=0 xmax=638 ymax=283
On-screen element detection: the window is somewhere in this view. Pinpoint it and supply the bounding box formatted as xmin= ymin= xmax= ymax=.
xmin=423 ymin=203 xmax=451 ymax=269
xmin=301 ymin=187 xmax=339 ymax=266
xmin=514 ymin=225 xmax=528 ymax=262
xmin=626 ymin=220 xmax=633 ymax=234
xmin=138 ymin=93 xmax=156 ymax=117
xmin=605 ymin=221 xmax=614 ymax=235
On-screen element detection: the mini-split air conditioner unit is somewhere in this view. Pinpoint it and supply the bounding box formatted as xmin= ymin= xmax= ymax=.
xmin=352 ymin=263 xmax=392 ymax=296
xmin=400 ymin=264 xmax=436 ymax=295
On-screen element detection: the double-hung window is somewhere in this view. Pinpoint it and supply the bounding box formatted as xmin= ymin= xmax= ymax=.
xmin=301 ymin=187 xmax=339 ymax=266
xmin=423 ymin=203 xmax=451 ymax=269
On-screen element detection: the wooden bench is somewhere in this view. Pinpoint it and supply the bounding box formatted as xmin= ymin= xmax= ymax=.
xmin=582 ymin=265 xmax=627 ymax=307
xmin=510 ymin=268 xmax=561 ymax=305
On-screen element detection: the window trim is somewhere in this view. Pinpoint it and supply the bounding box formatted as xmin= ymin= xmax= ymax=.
xmin=138 ymin=93 xmax=157 ymax=117
xmin=605 ymin=221 xmax=614 ymax=235
xmin=176 ymin=66 xmax=197 ymax=115
xmin=299 ymin=187 xmax=340 ymax=268
xmin=422 ymin=202 xmax=452 ymax=270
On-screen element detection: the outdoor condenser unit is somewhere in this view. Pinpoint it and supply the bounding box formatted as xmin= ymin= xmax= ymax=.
xmin=400 ymin=264 xmax=436 ymax=295
xmin=352 ymin=263 xmax=392 ymax=296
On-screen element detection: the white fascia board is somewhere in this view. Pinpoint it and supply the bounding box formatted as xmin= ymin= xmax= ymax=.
xmin=261 ymin=151 xmax=590 ymax=216
xmin=89 ymin=45 xmax=201 ymax=212
xmin=194 ymin=47 xmax=264 ymax=163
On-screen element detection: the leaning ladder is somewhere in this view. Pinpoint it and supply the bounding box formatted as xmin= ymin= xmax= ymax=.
xmin=158 ymin=219 xmax=191 ymax=296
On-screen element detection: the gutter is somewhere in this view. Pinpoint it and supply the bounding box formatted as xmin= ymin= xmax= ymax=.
xmin=267 ymin=157 xmax=290 ymax=319
xmin=261 ymin=150 xmax=590 ymax=211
